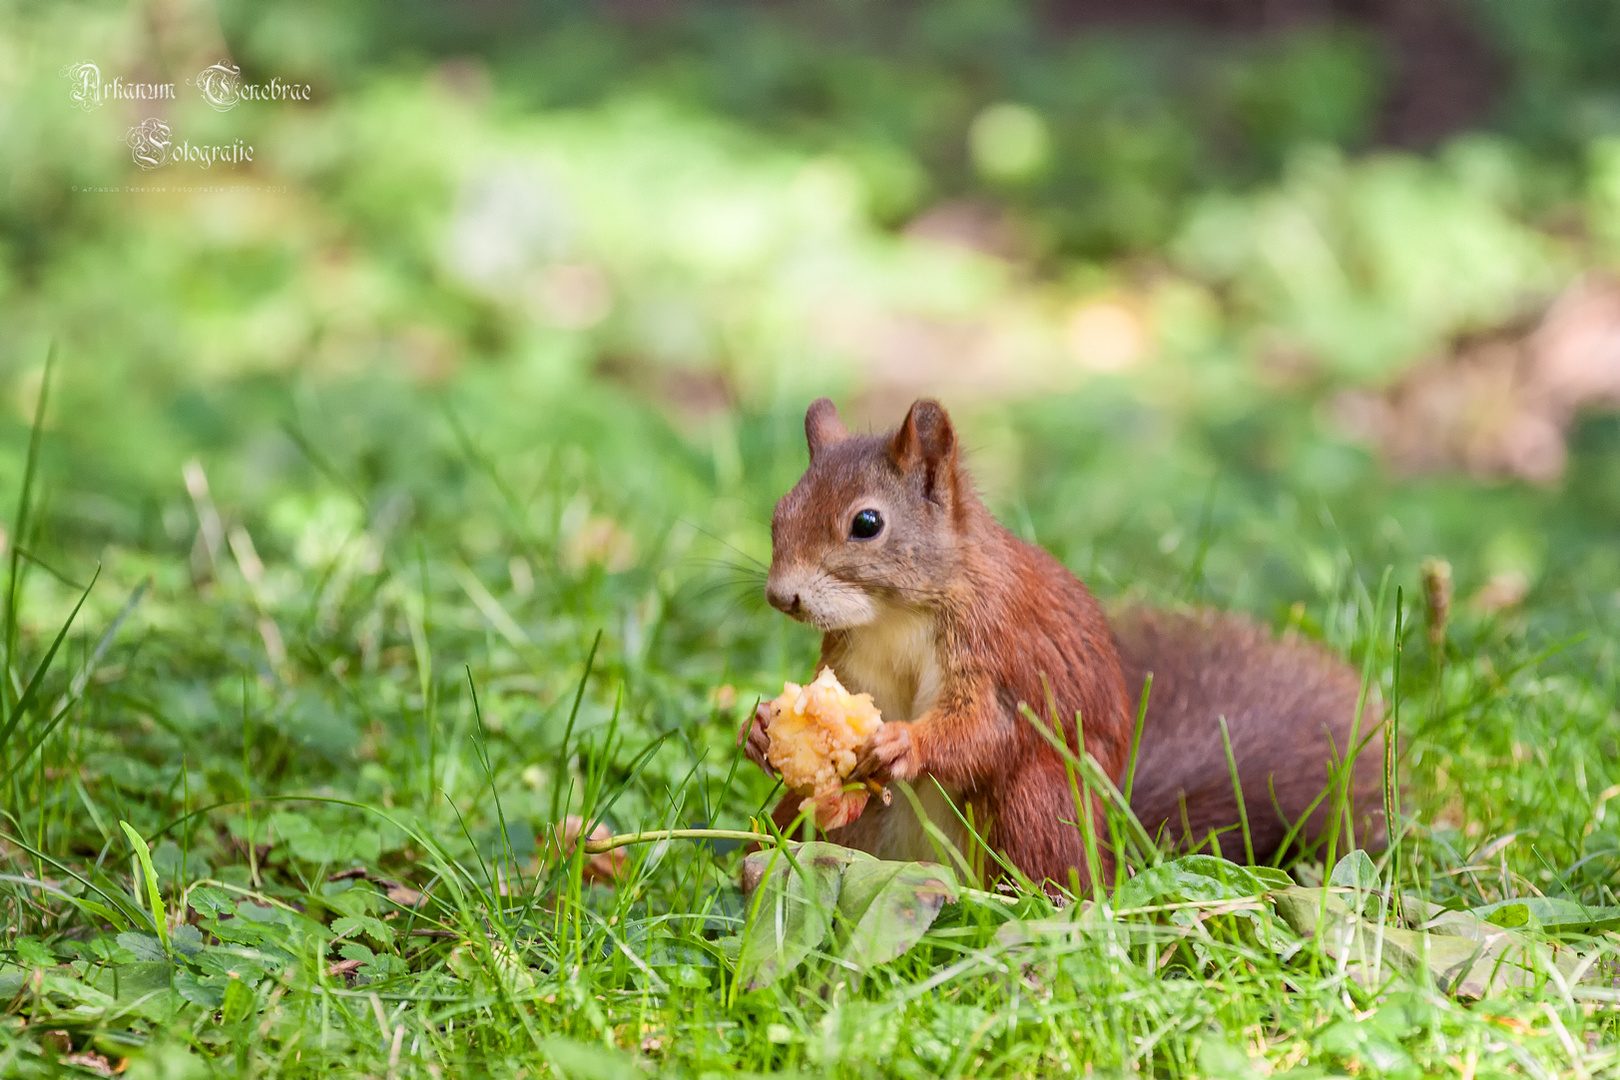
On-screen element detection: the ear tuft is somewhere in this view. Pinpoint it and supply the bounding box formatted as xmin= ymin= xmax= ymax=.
xmin=890 ymin=399 xmax=959 ymax=504
xmin=805 ymin=398 xmax=848 ymax=461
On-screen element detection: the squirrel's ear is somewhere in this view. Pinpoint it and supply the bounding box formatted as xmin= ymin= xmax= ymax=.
xmin=805 ymin=398 xmax=848 ymax=461
xmin=890 ymin=399 xmax=959 ymax=505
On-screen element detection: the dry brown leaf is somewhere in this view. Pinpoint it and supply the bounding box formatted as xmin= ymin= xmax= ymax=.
xmin=541 ymin=815 xmax=628 ymax=885
xmin=64 ymin=1051 xmax=124 ymax=1076
xmin=386 ymin=885 xmax=424 ymax=907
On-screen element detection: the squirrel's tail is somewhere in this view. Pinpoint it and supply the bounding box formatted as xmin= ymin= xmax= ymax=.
xmin=1112 ymin=607 xmax=1388 ymax=862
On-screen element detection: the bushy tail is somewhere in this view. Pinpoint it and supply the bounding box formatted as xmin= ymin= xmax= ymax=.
xmin=1112 ymin=607 xmax=1387 ymax=863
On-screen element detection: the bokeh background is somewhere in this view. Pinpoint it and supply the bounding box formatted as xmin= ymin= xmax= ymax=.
xmin=3 ymin=0 xmax=1619 ymax=862
xmin=10 ymin=0 xmax=1620 ymax=596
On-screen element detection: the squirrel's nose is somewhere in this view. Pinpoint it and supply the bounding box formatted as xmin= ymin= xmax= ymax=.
xmin=765 ymin=583 xmax=801 ymax=615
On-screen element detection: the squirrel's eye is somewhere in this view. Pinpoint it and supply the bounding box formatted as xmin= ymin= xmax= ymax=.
xmin=850 ymin=508 xmax=884 ymax=540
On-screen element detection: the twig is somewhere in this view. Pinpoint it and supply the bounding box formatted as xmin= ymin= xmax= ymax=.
xmin=580 ymin=827 xmax=775 ymax=854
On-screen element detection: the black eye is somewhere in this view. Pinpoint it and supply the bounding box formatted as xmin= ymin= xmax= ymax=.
xmin=850 ymin=508 xmax=884 ymax=540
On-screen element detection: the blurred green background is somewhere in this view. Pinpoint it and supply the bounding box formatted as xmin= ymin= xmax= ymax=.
xmin=3 ymin=0 xmax=1619 ymax=874
xmin=9 ymin=0 xmax=1620 ymax=619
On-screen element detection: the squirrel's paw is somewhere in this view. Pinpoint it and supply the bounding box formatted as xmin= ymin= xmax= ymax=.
xmin=739 ymin=701 xmax=775 ymax=776
xmin=808 ymin=787 xmax=871 ymax=831
xmin=851 ymin=722 xmax=920 ymax=785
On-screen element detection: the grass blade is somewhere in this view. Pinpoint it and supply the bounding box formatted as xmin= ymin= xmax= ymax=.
xmin=3 ymin=342 xmax=54 ymax=722
xmin=0 ymin=564 xmax=99 ymax=757
xmin=120 ymin=820 xmax=170 ymax=953
xmin=1218 ymin=715 xmax=1255 ymax=866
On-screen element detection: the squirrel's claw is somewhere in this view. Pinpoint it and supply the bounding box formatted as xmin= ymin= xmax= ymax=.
xmin=851 ymin=722 xmax=920 ymax=784
xmin=740 ymin=701 xmax=776 ymax=775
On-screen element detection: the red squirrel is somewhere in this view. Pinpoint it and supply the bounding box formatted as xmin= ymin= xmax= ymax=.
xmin=741 ymin=397 xmax=1385 ymax=889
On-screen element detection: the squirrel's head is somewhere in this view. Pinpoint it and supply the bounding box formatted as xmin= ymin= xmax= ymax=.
xmin=765 ymin=397 xmax=972 ymax=630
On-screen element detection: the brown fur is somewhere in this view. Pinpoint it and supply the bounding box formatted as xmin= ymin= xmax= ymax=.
xmin=746 ymin=398 xmax=1386 ymax=890
xmin=1115 ymin=608 xmax=1387 ymax=860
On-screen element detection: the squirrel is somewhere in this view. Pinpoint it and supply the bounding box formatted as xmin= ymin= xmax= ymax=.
xmin=740 ymin=397 xmax=1385 ymax=890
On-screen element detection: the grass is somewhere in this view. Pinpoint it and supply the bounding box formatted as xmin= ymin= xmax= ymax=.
xmin=0 ymin=361 xmax=1616 ymax=1079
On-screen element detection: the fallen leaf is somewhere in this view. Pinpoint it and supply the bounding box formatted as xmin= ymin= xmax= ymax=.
xmin=1115 ymin=854 xmax=1278 ymax=908
xmin=542 ymin=816 xmax=628 ymax=885
xmin=1471 ymin=896 xmax=1620 ymax=934
xmin=448 ymin=939 xmax=537 ymax=993
xmin=64 ymin=1051 xmax=123 ymax=1076
xmin=736 ymin=844 xmax=847 ymax=990
xmin=837 ymin=859 xmax=958 ymax=971
xmin=736 ymin=842 xmax=958 ymax=987
xmin=386 ymin=885 xmax=424 ymax=907
xmin=1328 ymin=850 xmax=1381 ymax=894
xmin=1275 ymin=886 xmax=1596 ymax=997
xmin=740 ymin=840 xmax=871 ymax=897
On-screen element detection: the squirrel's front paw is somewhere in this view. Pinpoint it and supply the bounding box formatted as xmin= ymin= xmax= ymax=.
xmin=851 ymin=722 xmax=920 ymax=784
xmin=739 ymin=701 xmax=775 ymax=775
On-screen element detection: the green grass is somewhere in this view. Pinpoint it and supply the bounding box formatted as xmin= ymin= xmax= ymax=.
xmin=0 ymin=360 xmax=1617 ymax=1079
xmin=6 ymin=7 xmax=1620 ymax=1071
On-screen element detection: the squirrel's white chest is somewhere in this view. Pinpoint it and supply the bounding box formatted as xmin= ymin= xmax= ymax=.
xmin=833 ymin=605 xmax=944 ymax=723
xmin=828 ymin=605 xmax=962 ymax=863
